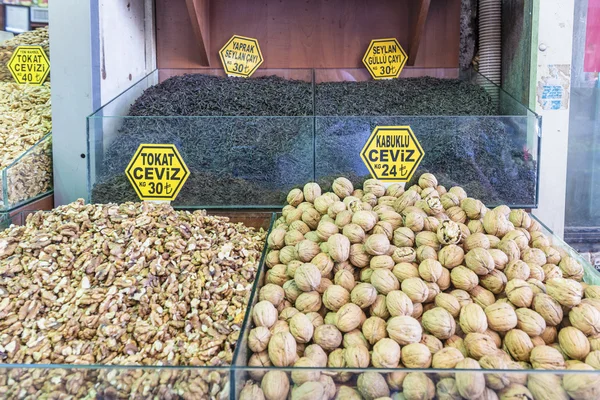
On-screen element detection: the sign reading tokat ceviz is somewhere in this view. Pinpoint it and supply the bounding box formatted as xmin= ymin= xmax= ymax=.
xmin=7 ymin=45 xmax=50 ymax=85
xmin=126 ymin=144 xmax=190 ymax=201
xmin=219 ymin=35 xmax=264 ymax=78
xmin=360 ymin=126 xmax=424 ymax=182
xmin=362 ymin=38 xmax=408 ymax=80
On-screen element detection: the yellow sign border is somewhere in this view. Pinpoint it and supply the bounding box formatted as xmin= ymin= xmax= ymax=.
xmin=7 ymin=45 xmax=50 ymax=85
xmin=219 ymin=35 xmax=264 ymax=78
xmin=362 ymin=38 xmax=408 ymax=80
xmin=125 ymin=144 xmax=190 ymax=201
xmin=360 ymin=125 xmax=424 ymax=182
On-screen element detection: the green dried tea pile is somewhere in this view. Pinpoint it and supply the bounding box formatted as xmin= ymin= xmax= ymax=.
xmin=315 ymin=76 xmax=496 ymax=116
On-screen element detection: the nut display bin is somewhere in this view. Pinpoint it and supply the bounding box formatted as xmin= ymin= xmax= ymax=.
xmin=87 ymin=68 xmax=540 ymax=209
xmin=0 ymin=133 xmax=53 ymax=211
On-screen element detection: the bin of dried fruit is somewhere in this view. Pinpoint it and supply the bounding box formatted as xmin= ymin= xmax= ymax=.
xmin=240 ymin=172 xmax=600 ymax=400
xmin=0 ymin=27 xmax=50 ymax=83
xmin=0 ymin=82 xmax=52 ymax=209
xmin=0 ymin=200 xmax=267 ymax=399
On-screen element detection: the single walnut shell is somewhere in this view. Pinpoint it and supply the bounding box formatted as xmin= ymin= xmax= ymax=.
xmin=296 ymin=240 xmax=321 ymax=263
xmin=249 ymin=326 xmax=272 ymax=353
xmin=349 ymin=244 xmax=371 ymax=268
xmin=570 ymin=302 xmax=600 ymax=336
xmin=303 ymin=182 xmax=322 ymax=203
xmin=291 ymin=381 xmax=325 ymax=400
xmin=260 ymin=283 xmax=286 ymax=307
xmin=435 ymin=292 xmax=461 ymax=317
xmin=362 ymin=316 xmax=388 ymax=345
xmin=327 ymin=233 xmax=350 ymax=263
xmin=401 ymin=277 xmax=429 ymax=303
xmin=530 ymin=345 xmax=565 ymax=370
xmin=464 ymin=232 xmax=491 ymax=253
xmin=392 ymin=262 xmax=419 ymax=282
xmin=239 ymin=382 xmax=265 ymax=400
xmin=344 ymin=344 xmax=370 ymax=368
xmin=392 ymin=248 xmax=417 ymax=266
xmin=464 ymin=332 xmax=498 ymax=360
xmin=455 ymin=357 xmax=486 ymax=399
xmin=335 ymin=209 xmax=353 ymax=228
xmin=422 ymin=307 xmax=456 ymax=340
xmin=261 ymin=370 xmax=290 ymax=400
xmin=542 ymin=263 xmax=563 ymax=281
xmin=370 ymin=294 xmax=390 ymax=320
xmin=509 ymin=209 xmax=532 ymax=229
xmin=480 ymin=270 xmax=508 ymax=294
xmin=424 ymin=282 xmax=441 ymax=303
xmin=432 ymin=347 xmax=465 ymax=370
xmin=352 ymin=210 xmax=377 ymax=232
xmin=357 ymin=372 xmax=391 ymax=400
xmin=547 ymin=278 xmax=583 ymax=307
xmin=540 ymin=246 xmax=561 ymax=265
xmin=465 ymin=248 xmax=495 ymax=275
xmin=289 ymin=312 xmax=314 ymax=344
xmin=503 ymin=329 xmax=534 ymax=362
xmin=285 ymin=230 xmax=305 ymax=247
xmin=416 ymin=245 xmax=438 ymax=263
xmin=373 ymin=221 xmax=394 ymax=241
xmin=267 ymin=264 xmax=290 ymax=286
xmin=370 ymin=255 xmax=394 ymax=270
xmin=386 ymin=290 xmax=414 ymax=317
xmin=470 ymin=286 xmax=497 ymax=309
xmin=483 ymin=209 xmax=510 ymax=237
xmin=417 ymin=259 xmax=443 ymax=283
xmin=562 ymin=363 xmax=600 ymax=400
xmin=268 ymin=332 xmax=297 ymax=367
xmin=438 ymin=245 xmax=464 ymax=269
xmin=294 ymin=263 xmax=322 ymax=292
xmin=451 ymin=289 xmax=474 ymax=308
xmin=335 ymin=303 xmax=363 ymax=332
xmin=530 ymin=231 xmax=551 ymax=249
xmin=394 ymin=190 xmax=420 ymax=213
xmin=529 ymin=264 xmax=546 ymax=282
xmin=403 ymin=211 xmax=425 ymax=232
xmin=378 ymin=210 xmax=403 ymax=231
xmin=313 ymin=324 xmax=342 ymax=350
xmin=302 ymin=208 xmax=322 ymax=230
xmin=559 ymin=256 xmax=584 ymax=281
xmin=283 ymin=280 xmax=303 ymax=303
xmin=527 ymin=374 xmax=569 ymax=400
xmin=393 ymin=228 xmax=415 ymax=249
xmin=505 ymin=260 xmax=531 ymax=281
xmin=386 ymin=371 xmax=408 ymax=391
xmin=364 ymin=179 xmax=386 ymax=197
xmin=341 ymin=225 xmax=364 ymax=245
xmin=532 ymin=293 xmax=563 ymax=327
xmin=343 ymin=329 xmax=369 ymax=349
xmin=503 ymin=230 xmax=530 ymax=252
xmin=295 ymin=291 xmax=322 ymax=313
xmin=371 ymin=338 xmax=401 ymax=368
xmin=488 ymin=248 xmax=509 ymax=271
xmin=331 ymin=177 xmax=354 ymax=199
xmin=335 ymin=386 xmax=362 ymax=400
xmin=460 ymin=303 xmax=488 ymax=334
xmin=485 ymin=302 xmax=518 ymax=332
xmin=559 ymin=326 xmax=591 ymax=360
xmin=441 ymin=192 xmax=460 ymax=210
xmin=418 ymin=173 xmax=438 ymax=188
xmin=301 ymin=344 xmax=327 ymax=368
xmin=516 ymin=308 xmax=546 ymax=337
xmin=477 ymin=354 xmax=511 ymax=391
xmin=322 ymin=284 xmax=350 ymax=312
xmin=387 ymin=315 xmax=422 ymax=345
xmin=497 ymin=239 xmax=521 ymax=263
xmin=522 ymin=247 xmax=547 ymax=267
xmin=349 ymin=283 xmax=377 ymax=309
xmin=361 ymin=268 xmax=375 ymax=283
xmin=403 ymin=372 xmax=435 ymax=400
xmin=364 ymin=234 xmax=391 ymax=256
xmin=438 ymin=268 xmax=451 ymax=291
xmin=450 ymin=266 xmax=479 ymax=291
xmin=415 ymin=231 xmax=441 ymax=250
xmin=445 ymin=206 xmax=467 ymax=224
xmin=401 ymin=342 xmax=432 ymax=368
xmin=334 ymin=269 xmax=356 ymax=292
xmin=505 ymin=279 xmax=534 ymax=308
xmin=266 ymin=250 xmax=281 ymax=269
xmin=371 ymin=268 xmax=400 ymax=295
xmin=253 ymin=301 xmax=279 ymax=328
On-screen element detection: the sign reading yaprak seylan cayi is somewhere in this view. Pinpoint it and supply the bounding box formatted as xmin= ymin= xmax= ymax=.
xmin=219 ymin=35 xmax=264 ymax=77
xmin=360 ymin=126 xmax=424 ymax=182
xmin=126 ymin=144 xmax=190 ymax=201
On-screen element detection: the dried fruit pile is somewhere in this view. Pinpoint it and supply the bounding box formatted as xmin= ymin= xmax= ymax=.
xmin=244 ymin=173 xmax=600 ymax=400
xmin=0 ymin=82 xmax=52 ymax=207
xmin=0 ymin=200 xmax=265 ymax=398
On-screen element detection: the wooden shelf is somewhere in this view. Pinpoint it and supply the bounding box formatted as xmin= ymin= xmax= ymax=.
xmin=157 ymin=0 xmax=460 ymax=70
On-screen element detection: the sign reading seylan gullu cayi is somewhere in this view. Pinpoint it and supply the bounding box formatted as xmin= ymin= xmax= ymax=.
xmin=362 ymin=38 xmax=408 ymax=80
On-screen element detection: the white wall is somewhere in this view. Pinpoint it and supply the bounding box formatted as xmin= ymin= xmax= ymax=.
xmin=532 ymin=0 xmax=575 ymax=238
xmin=49 ymin=0 xmax=155 ymax=205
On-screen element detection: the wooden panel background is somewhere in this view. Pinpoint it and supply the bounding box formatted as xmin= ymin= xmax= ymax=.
xmin=156 ymin=0 xmax=460 ymax=70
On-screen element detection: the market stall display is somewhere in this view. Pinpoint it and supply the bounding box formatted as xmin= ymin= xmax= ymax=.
xmin=89 ymin=69 xmax=539 ymax=208
xmin=237 ymin=172 xmax=600 ymax=399
xmin=0 ymin=81 xmax=52 ymax=210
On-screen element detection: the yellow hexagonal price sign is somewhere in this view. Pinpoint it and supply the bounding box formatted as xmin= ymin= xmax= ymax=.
xmin=126 ymin=144 xmax=190 ymax=201
xmin=7 ymin=46 xmax=50 ymax=85
xmin=362 ymin=38 xmax=408 ymax=80
xmin=360 ymin=126 xmax=424 ymax=182
xmin=219 ymin=35 xmax=264 ymax=78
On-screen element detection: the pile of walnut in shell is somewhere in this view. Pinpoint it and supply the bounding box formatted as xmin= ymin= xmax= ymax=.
xmin=0 ymin=200 xmax=265 ymax=399
xmin=242 ymin=173 xmax=600 ymax=400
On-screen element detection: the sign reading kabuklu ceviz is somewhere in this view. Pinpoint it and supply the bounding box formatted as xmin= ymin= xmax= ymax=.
xmin=360 ymin=126 xmax=424 ymax=182
xmin=126 ymin=144 xmax=190 ymax=201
